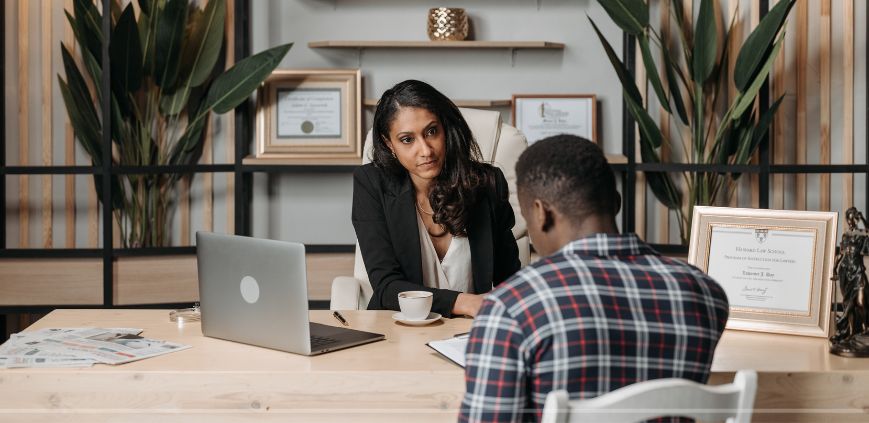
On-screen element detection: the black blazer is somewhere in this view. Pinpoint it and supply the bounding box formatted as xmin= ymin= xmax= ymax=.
xmin=351 ymin=163 xmax=521 ymax=316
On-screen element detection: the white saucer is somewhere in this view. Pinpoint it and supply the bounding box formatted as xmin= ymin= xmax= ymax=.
xmin=392 ymin=312 xmax=442 ymax=326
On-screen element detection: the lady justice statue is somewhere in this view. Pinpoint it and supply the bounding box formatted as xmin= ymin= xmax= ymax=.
xmin=830 ymin=207 xmax=869 ymax=357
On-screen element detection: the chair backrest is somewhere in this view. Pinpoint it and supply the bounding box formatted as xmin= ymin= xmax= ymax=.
xmin=354 ymin=107 xmax=529 ymax=290
xmin=540 ymin=370 xmax=758 ymax=423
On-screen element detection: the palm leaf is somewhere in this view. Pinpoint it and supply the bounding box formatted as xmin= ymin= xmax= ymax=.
xmin=109 ymin=4 xmax=143 ymax=109
xmin=204 ymin=43 xmax=293 ymax=114
xmin=639 ymin=35 xmax=670 ymax=114
xmin=692 ymin=0 xmax=717 ymax=84
xmin=661 ymin=42 xmax=689 ymax=125
xmin=588 ymin=17 xmax=643 ymax=106
xmin=596 ymin=0 xmax=648 ymax=36
xmin=154 ymin=0 xmax=188 ymax=90
xmin=180 ymin=0 xmax=227 ymax=88
xmin=732 ymin=34 xmax=785 ymax=118
xmin=734 ymin=0 xmax=795 ymax=91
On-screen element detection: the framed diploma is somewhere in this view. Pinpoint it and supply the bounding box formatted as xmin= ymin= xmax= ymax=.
xmin=511 ymin=94 xmax=597 ymax=144
xmin=688 ymin=206 xmax=838 ymax=337
xmin=255 ymin=69 xmax=362 ymax=159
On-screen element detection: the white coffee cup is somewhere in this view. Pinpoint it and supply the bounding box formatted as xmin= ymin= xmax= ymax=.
xmin=398 ymin=291 xmax=433 ymax=320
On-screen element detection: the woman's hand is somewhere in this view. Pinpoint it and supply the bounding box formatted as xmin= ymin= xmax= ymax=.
xmin=452 ymin=293 xmax=485 ymax=317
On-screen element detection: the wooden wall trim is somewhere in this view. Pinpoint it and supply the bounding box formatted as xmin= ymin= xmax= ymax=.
xmin=843 ymin=0 xmax=855 ymax=210
xmin=819 ymin=0 xmax=832 ymax=211
xmin=796 ymin=0 xmax=808 ymax=210
xmin=41 ymin=0 xmax=52 ymax=248
xmin=19 ymin=1 xmax=30 ymax=248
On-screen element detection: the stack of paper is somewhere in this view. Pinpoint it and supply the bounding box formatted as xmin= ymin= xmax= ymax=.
xmin=0 ymin=327 xmax=191 ymax=368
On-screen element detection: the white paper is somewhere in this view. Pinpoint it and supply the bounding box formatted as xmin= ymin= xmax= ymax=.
xmin=427 ymin=335 xmax=468 ymax=367
xmin=276 ymin=88 xmax=342 ymax=138
xmin=706 ymin=226 xmax=816 ymax=313
xmin=514 ymin=98 xmax=594 ymax=144
xmin=0 ymin=327 xmax=189 ymax=368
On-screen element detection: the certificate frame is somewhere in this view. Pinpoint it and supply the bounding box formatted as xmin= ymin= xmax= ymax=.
xmin=255 ymin=69 xmax=362 ymax=159
xmin=688 ymin=206 xmax=838 ymax=337
xmin=511 ymin=94 xmax=597 ymax=144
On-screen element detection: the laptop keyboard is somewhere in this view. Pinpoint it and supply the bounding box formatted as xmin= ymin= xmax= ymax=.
xmin=310 ymin=335 xmax=340 ymax=349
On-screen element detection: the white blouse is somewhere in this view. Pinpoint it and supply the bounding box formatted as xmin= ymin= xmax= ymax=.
xmin=415 ymin=213 xmax=473 ymax=293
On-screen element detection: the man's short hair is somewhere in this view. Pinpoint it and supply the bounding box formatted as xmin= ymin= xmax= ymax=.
xmin=516 ymin=134 xmax=619 ymax=220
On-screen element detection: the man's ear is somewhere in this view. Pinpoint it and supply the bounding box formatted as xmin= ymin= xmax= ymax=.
xmin=533 ymin=199 xmax=556 ymax=233
xmin=613 ymin=191 xmax=622 ymax=215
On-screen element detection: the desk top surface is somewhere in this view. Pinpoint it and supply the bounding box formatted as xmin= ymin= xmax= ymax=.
xmin=13 ymin=309 xmax=869 ymax=373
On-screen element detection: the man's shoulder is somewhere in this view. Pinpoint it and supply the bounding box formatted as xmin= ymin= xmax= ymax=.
xmin=489 ymin=253 xmax=572 ymax=306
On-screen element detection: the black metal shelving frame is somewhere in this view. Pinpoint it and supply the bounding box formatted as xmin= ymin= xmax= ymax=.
xmin=1 ymin=1 xmax=868 ymax=315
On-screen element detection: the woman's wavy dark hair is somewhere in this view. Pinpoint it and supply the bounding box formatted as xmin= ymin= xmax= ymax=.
xmin=371 ymin=80 xmax=495 ymax=237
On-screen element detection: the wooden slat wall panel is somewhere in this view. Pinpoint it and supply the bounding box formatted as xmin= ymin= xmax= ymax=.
xmin=0 ymin=259 xmax=103 ymax=305
xmin=225 ymin=0 xmax=236 ymax=234
xmin=749 ymin=0 xmax=760 ymax=209
xmin=18 ymin=1 xmax=30 ymax=248
xmin=41 ymin=0 xmax=52 ymax=248
xmin=657 ymin=0 xmax=671 ymax=244
xmin=634 ymin=42 xmax=646 ymax=240
xmin=819 ymin=0 xmax=832 ymax=211
xmin=64 ymin=0 xmax=76 ymax=248
xmin=728 ymin=0 xmax=743 ymax=208
xmin=773 ymin=0 xmax=786 ymax=210
xmin=112 ymin=253 xmax=353 ymax=305
xmin=114 ymin=256 xmax=199 ymax=305
xmin=796 ymin=0 xmax=808 ymax=210
xmin=843 ymin=0 xmax=855 ymax=210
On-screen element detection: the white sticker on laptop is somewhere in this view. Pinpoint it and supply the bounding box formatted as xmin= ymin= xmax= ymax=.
xmin=240 ymin=276 xmax=260 ymax=304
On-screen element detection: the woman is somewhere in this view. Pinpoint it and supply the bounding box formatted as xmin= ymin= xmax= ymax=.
xmin=352 ymin=80 xmax=520 ymax=317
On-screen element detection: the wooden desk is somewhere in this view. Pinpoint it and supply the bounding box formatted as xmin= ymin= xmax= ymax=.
xmin=1 ymin=310 xmax=868 ymax=422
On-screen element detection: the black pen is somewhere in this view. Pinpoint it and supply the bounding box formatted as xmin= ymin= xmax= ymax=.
xmin=332 ymin=311 xmax=349 ymax=326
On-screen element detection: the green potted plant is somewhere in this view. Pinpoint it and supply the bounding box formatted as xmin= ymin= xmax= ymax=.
xmin=589 ymin=0 xmax=795 ymax=244
xmin=59 ymin=0 xmax=290 ymax=247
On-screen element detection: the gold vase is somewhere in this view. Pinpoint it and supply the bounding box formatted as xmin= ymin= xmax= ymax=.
xmin=427 ymin=8 xmax=469 ymax=41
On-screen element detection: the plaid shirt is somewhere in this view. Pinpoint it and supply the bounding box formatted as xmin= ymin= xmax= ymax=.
xmin=459 ymin=233 xmax=729 ymax=422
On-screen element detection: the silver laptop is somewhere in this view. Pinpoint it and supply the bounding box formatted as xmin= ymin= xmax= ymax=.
xmin=196 ymin=232 xmax=384 ymax=355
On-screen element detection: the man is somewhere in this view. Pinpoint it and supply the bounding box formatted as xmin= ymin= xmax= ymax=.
xmin=459 ymin=135 xmax=729 ymax=422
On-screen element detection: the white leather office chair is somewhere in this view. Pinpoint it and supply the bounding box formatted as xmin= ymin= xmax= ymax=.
xmin=330 ymin=107 xmax=529 ymax=310
xmin=540 ymin=370 xmax=758 ymax=423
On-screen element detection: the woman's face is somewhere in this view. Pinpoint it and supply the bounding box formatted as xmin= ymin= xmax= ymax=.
xmin=385 ymin=106 xmax=446 ymax=183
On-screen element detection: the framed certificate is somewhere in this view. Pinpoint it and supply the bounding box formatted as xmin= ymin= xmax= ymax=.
xmin=255 ymin=69 xmax=362 ymax=159
xmin=688 ymin=206 xmax=838 ymax=337
xmin=511 ymin=94 xmax=597 ymax=144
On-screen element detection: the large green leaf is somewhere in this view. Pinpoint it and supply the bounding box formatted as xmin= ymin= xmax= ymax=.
xmin=58 ymin=78 xmax=101 ymax=161
xmin=110 ymin=4 xmax=143 ymax=96
xmin=639 ymin=36 xmax=670 ymax=114
xmin=180 ymin=0 xmax=227 ymax=88
xmin=68 ymin=1 xmax=102 ymax=65
xmin=732 ymin=34 xmax=785 ymax=118
xmin=154 ymin=0 xmax=188 ymax=89
xmin=596 ymin=0 xmax=648 ymax=36
xmin=692 ymin=0 xmax=717 ymax=84
xmin=588 ymin=17 xmax=643 ymax=106
xmin=204 ymin=43 xmax=292 ymax=114
xmin=734 ymin=0 xmax=795 ymax=91
xmin=661 ymin=42 xmax=689 ymax=125
xmin=625 ymin=93 xmax=665 ymax=149
xmin=60 ymin=45 xmax=101 ymax=153
xmin=639 ymin=140 xmax=682 ymax=210
xmin=160 ymin=86 xmax=190 ymax=116
xmin=739 ymin=95 xmax=784 ymax=165
xmin=137 ymin=0 xmax=153 ymax=16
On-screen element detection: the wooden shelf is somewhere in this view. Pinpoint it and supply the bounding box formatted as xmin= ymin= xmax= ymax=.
xmin=308 ymin=40 xmax=565 ymax=49
xmin=363 ymin=98 xmax=512 ymax=108
xmin=606 ymin=154 xmax=628 ymax=164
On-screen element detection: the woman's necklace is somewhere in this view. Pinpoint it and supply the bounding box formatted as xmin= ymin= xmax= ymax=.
xmin=416 ymin=201 xmax=447 ymax=237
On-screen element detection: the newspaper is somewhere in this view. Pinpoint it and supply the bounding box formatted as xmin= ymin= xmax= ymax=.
xmin=0 ymin=327 xmax=191 ymax=368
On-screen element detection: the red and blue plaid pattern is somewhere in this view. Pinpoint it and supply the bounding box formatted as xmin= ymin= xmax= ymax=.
xmin=459 ymin=233 xmax=729 ymax=422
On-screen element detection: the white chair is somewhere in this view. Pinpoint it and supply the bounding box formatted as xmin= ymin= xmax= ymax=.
xmin=542 ymin=370 xmax=757 ymax=423
xmin=330 ymin=107 xmax=529 ymax=310
xmin=540 ymin=370 xmax=758 ymax=423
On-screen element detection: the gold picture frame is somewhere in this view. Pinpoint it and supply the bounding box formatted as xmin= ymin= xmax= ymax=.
xmin=511 ymin=94 xmax=597 ymax=144
xmin=255 ymin=69 xmax=362 ymax=159
xmin=688 ymin=206 xmax=838 ymax=337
